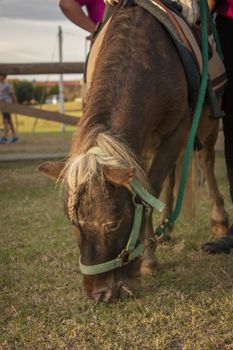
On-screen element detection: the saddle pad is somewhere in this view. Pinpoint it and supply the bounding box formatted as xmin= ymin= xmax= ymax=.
xmin=171 ymin=10 xmax=227 ymax=95
xmin=134 ymin=0 xmax=200 ymax=107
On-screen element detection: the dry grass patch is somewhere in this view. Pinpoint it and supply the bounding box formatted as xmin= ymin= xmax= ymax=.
xmin=0 ymin=132 xmax=73 ymax=158
xmin=1 ymin=154 xmax=233 ymax=350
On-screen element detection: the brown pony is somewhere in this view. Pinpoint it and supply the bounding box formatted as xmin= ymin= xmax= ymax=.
xmin=39 ymin=5 xmax=229 ymax=301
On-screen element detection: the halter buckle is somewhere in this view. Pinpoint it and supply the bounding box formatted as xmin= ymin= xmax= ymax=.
xmin=143 ymin=202 xmax=152 ymax=217
xmin=132 ymin=193 xmax=141 ymax=207
xmin=118 ymin=249 xmax=131 ymax=265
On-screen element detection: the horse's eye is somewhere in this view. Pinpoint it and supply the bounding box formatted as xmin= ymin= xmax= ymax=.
xmin=104 ymin=221 xmax=121 ymax=233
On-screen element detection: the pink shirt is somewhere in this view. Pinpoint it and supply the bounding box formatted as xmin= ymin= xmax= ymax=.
xmin=217 ymin=0 xmax=233 ymax=19
xmin=77 ymin=0 xmax=105 ymax=24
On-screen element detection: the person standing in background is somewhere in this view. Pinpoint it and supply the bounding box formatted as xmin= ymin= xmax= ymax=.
xmin=0 ymin=74 xmax=18 ymax=144
xmin=59 ymin=0 xmax=105 ymax=33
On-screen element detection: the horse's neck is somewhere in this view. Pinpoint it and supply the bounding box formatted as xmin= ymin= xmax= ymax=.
xmin=109 ymin=112 xmax=144 ymax=156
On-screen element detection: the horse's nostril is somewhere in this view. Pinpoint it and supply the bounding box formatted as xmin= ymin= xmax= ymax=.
xmin=92 ymin=288 xmax=113 ymax=302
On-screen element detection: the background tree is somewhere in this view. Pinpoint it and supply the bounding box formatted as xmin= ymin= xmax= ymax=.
xmin=48 ymin=85 xmax=59 ymax=96
xmin=14 ymin=81 xmax=34 ymax=104
xmin=34 ymin=85 xmax=46 ymax=104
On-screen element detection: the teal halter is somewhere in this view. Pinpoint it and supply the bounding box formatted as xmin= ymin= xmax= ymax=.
xmin=79 ymin=178 xmax=165 ymax=275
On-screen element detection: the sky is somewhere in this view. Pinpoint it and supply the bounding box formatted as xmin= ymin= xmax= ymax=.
xmin=0 ymin=0 xmax=89 ymax=81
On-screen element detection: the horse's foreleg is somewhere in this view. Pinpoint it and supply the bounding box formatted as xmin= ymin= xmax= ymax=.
xmin=140 ymin=120 xmax=187 ymax=274
xmin=147 ymin=119 xmax=187 ymax=197
xmin=140 ymin=217 xmax=157 ymax=276
xmin=199 ymin=134 xmax=229 ymax=237
xmin=158 ymin=168 xmax=176 ymax=240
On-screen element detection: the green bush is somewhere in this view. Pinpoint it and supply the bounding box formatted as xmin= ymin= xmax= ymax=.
xmin=14 ymin=81 xmax=34 ymax=104
xmin=48 ymin=85 xmax=59 ymax=96
xmin=34 ymin=85 xmax=46 ymax=103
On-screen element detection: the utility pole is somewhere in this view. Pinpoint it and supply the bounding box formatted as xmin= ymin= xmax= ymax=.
xmin=58 ymin=26 xmax=65 ymax=132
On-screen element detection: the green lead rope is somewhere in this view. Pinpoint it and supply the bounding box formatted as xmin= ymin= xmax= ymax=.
xmin=155 ymin=0 xmax=211 ymax=237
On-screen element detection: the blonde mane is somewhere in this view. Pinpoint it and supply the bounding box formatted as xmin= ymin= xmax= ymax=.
xmin=63 ymin=130 xmax=149 ymax=222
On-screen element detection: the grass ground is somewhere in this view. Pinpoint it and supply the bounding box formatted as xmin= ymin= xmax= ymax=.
xmin=1 ymin=131 xmax=233 ymax=349
xmin=0 ymin=101 xmax=78 ymax=159
xmin=0 ymin=132 xmax=73 ymax=157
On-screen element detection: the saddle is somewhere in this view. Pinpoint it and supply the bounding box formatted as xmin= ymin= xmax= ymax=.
xmin=85 ymin=0 xmax=227 ymax=118
xmin=151 ymin=0 xmax=227 ymax=118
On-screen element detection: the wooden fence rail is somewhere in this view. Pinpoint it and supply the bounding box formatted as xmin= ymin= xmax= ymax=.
xmin=0 ymin=62 xmax=84 ymax=75
xmin=0 ymin=101 xmax=79 ymax=126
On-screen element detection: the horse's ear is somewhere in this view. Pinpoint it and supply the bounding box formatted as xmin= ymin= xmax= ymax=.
xmin=103 ymin=167 xmax=135 ymax=189
xmin=38 ymin=161 xmax=65 ymax=180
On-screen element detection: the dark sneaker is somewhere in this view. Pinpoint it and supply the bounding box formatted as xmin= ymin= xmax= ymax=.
xmin=202 ymin=225 xmax=233 ymax=254
xmin=0 ymin=137 xmax=8 ymax=143
xmin=11 ymin=137 xmax=19 ymax=143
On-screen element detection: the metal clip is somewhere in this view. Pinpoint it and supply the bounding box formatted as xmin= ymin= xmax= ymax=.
xmin=144 ymin=204 xmax=152 ymax=217
xmin=118 ymin=250 xmax=130 ymax=265
xmin=132 ymin=194 xmax=142 ymax=207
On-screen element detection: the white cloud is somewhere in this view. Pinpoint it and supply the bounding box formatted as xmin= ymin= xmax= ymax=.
xmin=0 ymin=1 xmax=89 ymax=81
xmin=0 ymin=0 xmax=64 ymax=21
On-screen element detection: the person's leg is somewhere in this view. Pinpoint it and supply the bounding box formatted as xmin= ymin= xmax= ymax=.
xmin=222 ymin=112 xmax=233 ymax=201
xmin=202 ymin=16 xmax=233 ymax=253
xmin=3 ymin=117 xmax=9 ymax=138
xmin=0 ymin=113 xmax=10 ymax=142
xmin=7 ymin=115 xmax=17 ymax=139
xmin=1 ymin=113 xmax=18 ymax=143
xmin=216 ymin=16 xmax=233 ymax=202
